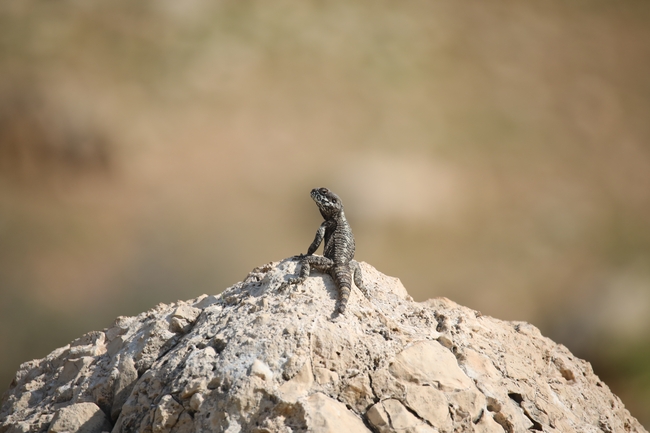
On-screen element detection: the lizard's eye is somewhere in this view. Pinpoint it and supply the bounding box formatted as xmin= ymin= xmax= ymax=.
xmin=320 ymin=188 xmax=328 ymax=194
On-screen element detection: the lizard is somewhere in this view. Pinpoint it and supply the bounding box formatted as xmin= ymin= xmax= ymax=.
xmin=279 ymin=187 xmax=368 ymax=314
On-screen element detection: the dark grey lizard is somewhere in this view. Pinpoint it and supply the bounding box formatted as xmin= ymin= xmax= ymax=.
xmin=279 ymin=187 xmax=368 ymax=314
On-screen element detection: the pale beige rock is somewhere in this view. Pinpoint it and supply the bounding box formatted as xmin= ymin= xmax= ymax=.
xmin=278 ymin=360 xmax=313 ymax=402
xmin=383 ymin=399 xmax=424 ymax=431
xmin=404 ymin=384 xmax=451 ymax=429
xmin=111 ymin=356 xmax=138 ymax=421
xmin=366 ymin=401 xmax=391 ymax=431
xmin=474 ymin=411 xmax=505 ymax=433
xmin=370 ymin=367 xmax=407 ymax=402
xmin=458 ymin=349 xmax=500 ymax=383
xmin=69 ymin=332 xmax=107 ymax=358
xmin=170 ymin=411 xmax=193 ymax=433
xmin=389 ymin=340 xmax=474 ymax=391
xmin=59 ymin=357 xmax=95 ymax=384
xmin=0 ymin=260 xmax=646 ymax=433
xmin=302 ymin=392 xmax=370 ymax=433
xmin=179 ymin=378 xmax=206 ymax=399
xmin=189 ymin=392 xmax=204 ymax=411
xmin=447 ymin=388 xmax=485 ymax=422
xmin=48 ymin=402 xmax=111 ymax=433
xmin=314 ymin=367 xmax=338 ymax=384
xmin=169 ymin=305 xmax=202 ymax=333
xmin=172 ymin=305 xmax=201 ymax=322
xmin=340 ymin=373 xmax=374 ymax=412
xmin=492 ymin=398 xmax=534 ymax=432
xmin=152 ymin=395 xmax=183 ymax=433
xmin=194 ymin=295 xmax=219 ymax=309
xmin=367 ymin=399 xmax=437 ymax=433
xmin=250 ymin=359 xmax=273 ymax=381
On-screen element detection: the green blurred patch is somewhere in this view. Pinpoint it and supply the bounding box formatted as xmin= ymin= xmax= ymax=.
xmin=591 ymin=339 xmax=650 ymax=428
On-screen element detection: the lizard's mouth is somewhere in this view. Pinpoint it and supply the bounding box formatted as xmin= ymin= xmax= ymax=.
xmin=311 ymin=187 xmax=341 ymax=216
xmin=311 ymin=188 xmax=329 ymax=207
xmin=310 ymin=187 xmax=324 ymax=201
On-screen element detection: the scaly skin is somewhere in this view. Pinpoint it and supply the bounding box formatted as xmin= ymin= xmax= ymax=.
xmin=279 ymin=187 xmax=368 ymax=314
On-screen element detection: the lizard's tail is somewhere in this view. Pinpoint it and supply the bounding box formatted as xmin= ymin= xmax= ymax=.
xmin=332 ymin=264 xmax=353 ymax=314
xmin=338 ymin=286 xmax=351 ymax=314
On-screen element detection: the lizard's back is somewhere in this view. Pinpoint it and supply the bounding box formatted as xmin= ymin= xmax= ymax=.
xmin=323 ymin=215 xmax=355 ymax=264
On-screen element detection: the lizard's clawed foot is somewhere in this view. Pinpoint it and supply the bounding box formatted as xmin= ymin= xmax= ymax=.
xmin=277 ymin=278 xmax=303 ymax=292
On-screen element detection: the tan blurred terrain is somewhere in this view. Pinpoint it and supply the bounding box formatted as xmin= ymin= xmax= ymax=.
xmin=1 ymin=0 xmax=649 ymax=426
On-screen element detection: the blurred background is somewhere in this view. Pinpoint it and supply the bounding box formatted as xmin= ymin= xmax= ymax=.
xmin=1 ymin=0 xmax=649 ymax=426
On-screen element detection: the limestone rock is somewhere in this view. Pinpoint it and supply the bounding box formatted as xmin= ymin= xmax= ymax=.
xmin=0 ymin=259 xmax=646 ymax=433
xmin=48 ymin=402 xmax=111 ymax=433
xmin=404 ymin=384 xmax=452 ymax=429
xmin=389 ymin=340 xmax=474 ymax=391
xmin=152 ymin=395 xmax=183 ymax=433
xmin=302 ymin=393 xmax=370 ymax=433
xmin=367 ymin=399 xmax=436 ymax=433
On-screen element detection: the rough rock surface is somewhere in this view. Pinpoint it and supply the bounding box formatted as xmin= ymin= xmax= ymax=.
xmin=1 ymin=259 xmax=646 ymax=433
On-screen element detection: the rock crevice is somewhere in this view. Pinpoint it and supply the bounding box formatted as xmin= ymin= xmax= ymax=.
xmin=1 ymin=259 xmax=646 ymax=433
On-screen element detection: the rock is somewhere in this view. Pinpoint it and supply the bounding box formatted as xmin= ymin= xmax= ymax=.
xmin=313 ymin=367 xmax=338 ymax=385
xmin=169 ymin=305 xmax=201 ymax=334
xmin=367 ymin=399 xmax=436 ymax=433
xmin=389 ymin=340 xmax=474 ymax=391
xmin=474 ymin=410 xmax=505 ymax=433
xmin=340 ymin=373 xmax=374 ymax=412
xmin=110 ymin=356 xmax=138 ymax=421
xmin=69 ymin=332 xmax=107 ymax=358
xmin=278 ymin=360 xmax=313 ymax=402
xmin=189 ymin=393 xmax=204 ymax=411
xmin=404 ymin=384 xmax=452 ymax=429
xmin=152 ymin=395 xmax=183 ymax=433
xmin=447 ymin=388 xmax=485 ymax=422
xmin=250 ymin=359 xmax=273 ymax=382
xmin=0 ymin=259 xmax=646 ymax=433
xmin=302 ymin=393 xmax=370 ymax=433
xmin=48 ymin=402 xmax=111 ymax=433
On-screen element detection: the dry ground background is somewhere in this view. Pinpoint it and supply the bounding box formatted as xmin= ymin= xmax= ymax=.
xmin=1 ymin=0 xmax=649 ymax=427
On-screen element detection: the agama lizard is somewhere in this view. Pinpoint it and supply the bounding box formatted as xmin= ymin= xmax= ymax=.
xmin=279 ymin=187 xmax=368 ymax=314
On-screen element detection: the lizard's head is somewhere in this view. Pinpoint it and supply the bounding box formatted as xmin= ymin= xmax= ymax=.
xmin=311 ymin=187 xmax=343 ymax=218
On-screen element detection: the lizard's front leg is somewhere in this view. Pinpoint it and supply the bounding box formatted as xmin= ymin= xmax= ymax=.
xmin=278 ymin=255 xmax=333 ymax=291
xmin=307 ymin=222 xmax=328 ymax=255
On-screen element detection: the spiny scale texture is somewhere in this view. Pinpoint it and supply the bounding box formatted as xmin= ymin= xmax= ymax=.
xmin=279 ymin=187 xmax=367 ymax=314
